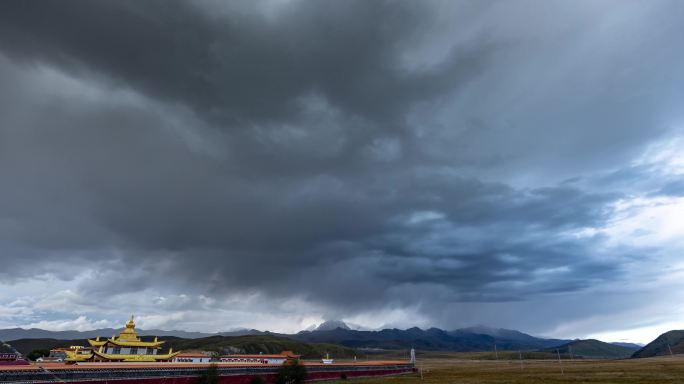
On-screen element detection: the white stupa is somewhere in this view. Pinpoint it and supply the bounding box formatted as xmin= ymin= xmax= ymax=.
xmin=322 ymin=353 xmax=334 ymax=364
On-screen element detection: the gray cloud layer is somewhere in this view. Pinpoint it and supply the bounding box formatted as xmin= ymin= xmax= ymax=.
xmin=0 ymin=0 xmax=683 ymax=336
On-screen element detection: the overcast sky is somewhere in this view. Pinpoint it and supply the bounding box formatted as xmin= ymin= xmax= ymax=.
xmin=0 ymin=0 xmax=683 ymax=344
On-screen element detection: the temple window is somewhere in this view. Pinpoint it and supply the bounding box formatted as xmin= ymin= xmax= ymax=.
xmin=130 ymin=348 xmax=138 ymax=355
xmin=112 ymin=347 xmax=121 ymax=354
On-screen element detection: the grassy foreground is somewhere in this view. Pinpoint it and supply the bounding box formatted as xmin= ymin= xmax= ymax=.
xmin=329 ymin=354 xmax=684 ymax=383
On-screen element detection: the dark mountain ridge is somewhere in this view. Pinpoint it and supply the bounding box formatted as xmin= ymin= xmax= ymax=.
xmin=293 ymin=326 xmax=570 ymax=351
xmin=544 ymin=339 xmax=635 ymax=359
xmin=459 ymin=326 xmax=570 ymax=349
xmin=312 ymin=320 xmax=351 ymax=331
xmin=632 ymin=330 xmax=684 ymax=358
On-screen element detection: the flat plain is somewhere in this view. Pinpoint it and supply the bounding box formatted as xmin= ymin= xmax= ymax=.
xmin=330 ymin=354 xmax=684 ymax=383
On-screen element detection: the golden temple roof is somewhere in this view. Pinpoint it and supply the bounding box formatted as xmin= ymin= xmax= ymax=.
xmin=89 ymin=348 xmax=179 ymax=362
xmin=66 ymin=348 xmax=179 ymax=363
xmin=86 ymin=315 xmax=165 ymax=348
xmin=119 ymin=315 xmax=140 ymax=341
xmin=67 ymin=315 xmax=180 ymax=363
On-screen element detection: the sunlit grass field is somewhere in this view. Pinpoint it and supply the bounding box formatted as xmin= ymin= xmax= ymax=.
xmin=329 ymin=353 xmax=684 ymax=383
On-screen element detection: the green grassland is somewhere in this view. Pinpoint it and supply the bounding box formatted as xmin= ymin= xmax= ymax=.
xmin=329 ymin=353 xmax=684 ymax=383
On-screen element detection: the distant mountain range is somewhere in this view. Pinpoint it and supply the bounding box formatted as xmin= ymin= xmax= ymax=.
xmin=3 ymin=321 xmax=667 ymax=357
xmin=1 ymin=322 xmax=572 ymax=352
xmin=293 ymin=324 xmax=572 ymax=352
xmin=0 ymin=327 xmax=262 ymax=341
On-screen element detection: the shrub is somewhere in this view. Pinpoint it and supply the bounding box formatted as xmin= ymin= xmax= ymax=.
xmin=27 ymin=349 xmax=50 ymax=361
xmin=275 ymin=360 xmax=307 ymax=384
xmin=196 ymin=364 xmax=219 ymax=384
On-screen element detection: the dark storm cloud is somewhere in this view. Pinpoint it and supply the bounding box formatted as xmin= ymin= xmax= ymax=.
xmin=0 ymin=0 xmax=683 ymax=332
xmin=0 ymin=0 xmax=489 ymax=128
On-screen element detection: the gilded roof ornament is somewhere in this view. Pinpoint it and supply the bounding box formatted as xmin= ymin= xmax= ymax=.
xmin=77 ymin=316 xmax=171 ymax=362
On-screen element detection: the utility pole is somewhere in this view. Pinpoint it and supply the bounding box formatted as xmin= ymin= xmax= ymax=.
xmin=569 ymin=345 xmax=574 ymax=361
xmin=494 ymin=343 xmax=499 ymax=360
xmin=557 ymin=349 xmax=564 ymax=375
xmin=518 ymin=350 xmax=523 ymax=371
xmin=668 ymin=343 xmax=674 ymax=357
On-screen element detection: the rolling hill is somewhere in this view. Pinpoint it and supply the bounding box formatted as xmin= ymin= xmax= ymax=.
xmin=460 ymin=326 xmax=571 ymax=349
xmin=294 ymin=327 xmax=493 ymax=351
xmin=544 ymin=339 xmax=635 ymax=359
xmin=2 ymin=338 xmax=87 ymax=356
xmin=632 ymin=330 xmax=684 ymax=358
xmin=166 ymin=335 xmax=359 ymax=358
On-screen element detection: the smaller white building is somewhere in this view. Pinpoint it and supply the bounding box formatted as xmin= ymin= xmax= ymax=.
xmin=321 ymin=353 xmax=334 ymax=364
xmin=36 ymin=357 xmax=63 ymax=363
xmin=220 ymin=351 xmax=299 ymax=365
xmin=220 ymin=354 xmax=286 ymax=364
xmin=172 ymin=353 xmax=212 ymax=363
